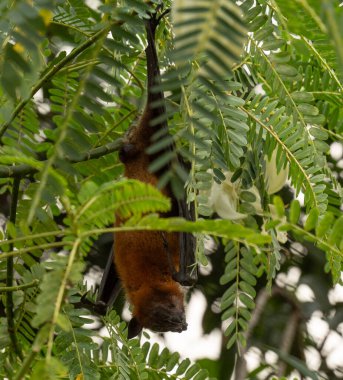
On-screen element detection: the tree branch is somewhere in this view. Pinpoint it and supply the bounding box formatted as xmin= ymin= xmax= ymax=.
xmin=235 ymin=286 xmax=303 ymax=380
xmin=0 ymin=138 xmax=123 ymax=178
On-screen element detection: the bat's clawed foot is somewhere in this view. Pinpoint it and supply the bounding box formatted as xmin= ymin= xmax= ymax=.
xmin=78 ymin=292 xmax=108 ymax=315
xmin=173 ymin=271 xmax=197 ymax=287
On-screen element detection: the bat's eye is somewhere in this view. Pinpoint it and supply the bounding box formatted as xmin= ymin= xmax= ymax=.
xmin=169 ymin=295 xmax=183 ymax=310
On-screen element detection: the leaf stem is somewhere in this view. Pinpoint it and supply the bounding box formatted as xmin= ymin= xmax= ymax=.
xmin=0 ymin=241 xmax=74 ymax=261
xmin=6 ymin=177 xmax=23 ymax=360
xmin=46 ymin=238 xmax=81 ymax=360
xmin=13 ymin=327 xmax=48 ymax=380
xmin=0 ymin=229 xmax=67 ymax=248
xmin=0 ymin=279 xmax=39 ymax=292
xmin=0 ymin=138 xmax=123 ymax=178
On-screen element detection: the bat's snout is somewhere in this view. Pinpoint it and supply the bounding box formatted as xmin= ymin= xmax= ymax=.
xmin=146 ymin=304 xmax=187 ymax=333
xmin=177 ymin=320 xmax=188 ymax=333
xmin=170 ymin=311 xmax=187 ymax=333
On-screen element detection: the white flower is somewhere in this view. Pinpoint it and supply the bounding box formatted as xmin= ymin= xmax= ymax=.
xmin=208 ymin=172 xmax=262 ymax=220
xmin=204 ymin=149 xmax=288 ymax=243
xmin=265 ymin=150 xmax=288 ymax=195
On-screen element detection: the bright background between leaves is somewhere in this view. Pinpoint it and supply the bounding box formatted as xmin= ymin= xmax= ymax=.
xmin=0 ymin=0 xmax=342 ymax=379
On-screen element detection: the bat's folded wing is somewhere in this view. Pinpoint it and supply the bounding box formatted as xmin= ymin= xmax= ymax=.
xmin=173 ymin=199 xmax=198 ymax=286
xmin=97 ymin=243 xmax=122 ymax=309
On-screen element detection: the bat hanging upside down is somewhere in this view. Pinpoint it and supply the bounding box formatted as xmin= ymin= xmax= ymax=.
xmin=97 ymin=8 xmax=197 ymax=338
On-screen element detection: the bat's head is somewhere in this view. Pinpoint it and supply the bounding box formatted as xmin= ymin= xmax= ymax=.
xmin=128 ymin=284 xmax=187 ymax=338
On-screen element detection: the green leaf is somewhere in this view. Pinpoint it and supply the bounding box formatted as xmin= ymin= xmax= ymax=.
xmin=220 ymin=270 xmax=237 ymax=285
xmin=193 ymin=370 xmax=209 ymax=380
xmin=309 ymin=127 xmax=328 ymax=140
xmin=304 ymin=208 xmax=319 ymax=231
xmin=213 ymin=168 xmax=226 ymax=181
xmin=316 ymin=212 xmax=334 ymax=238
xmin=176 ymin=359 xmax=191 ymax=376
xmin=221 ymin=306 xmax=236 ymax=320
xmin=297 ymin=103 xmax=319 ymax=116
xmin=275 ymin=64 xmax=298 ymax=77
xmin=56 ymin=313 xmax=71 ymax=332
xmin=240 ymin=270 xmax=257 ymax=286
xmin=185 ymin=364 xmax=200 ymax=379
xmin=249 ymin=14 xmax=268 ymax=31
xmin=240 ymin=190 xmax=257 ymax=202
xmin=31 ymin=357 xmax=67 ymax=380
xmin=273 ymin=196 xmax=285 ymax=218
xmin=289 ymin=200 xmax=301 ymax=224
xmin=329 ymin=216 xmax=343 ymax=247
xmin=226 ymin=333 xmax=237 ymax=350
xmin=148 ymin=343 xmax=159 ymax=367
xmin=166 ymin=352 xmax=180 ymax=372
xmin=224 ymin=321 xmax=236 ymax=337
xmin=303 ymin=114 xmax=326 ymax=125
xmin=291 ymin=91 xmax=315 ymax=103
xmin=239 ymin=293 xmax=255 ymax=309
xmin=262 ymin=38 xmax=285 ymax=51
xmin=239 ymin=281 xmax=256 ymax=298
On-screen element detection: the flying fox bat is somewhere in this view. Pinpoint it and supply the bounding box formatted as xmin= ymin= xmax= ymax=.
xmin=97 ymin=7 xmax=197 ymax=338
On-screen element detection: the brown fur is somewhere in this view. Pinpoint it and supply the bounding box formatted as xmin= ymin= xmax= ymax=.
xmin=115 ymin=109 xmax=186 ymax=334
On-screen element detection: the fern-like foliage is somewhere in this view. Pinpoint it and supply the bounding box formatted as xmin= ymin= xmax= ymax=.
xmin=0 ymin=0 xmax=342 ymax=378
xmin=220 ymin=241 xmax=257 ymax=350
xmin=272 ymin=196 xmax=343 ymax=284
xmin=51 ymin=307 xmax=212 ymax=380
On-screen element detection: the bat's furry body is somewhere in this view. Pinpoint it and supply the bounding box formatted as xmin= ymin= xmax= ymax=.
xmin=98 ymin=10 xmax=195 ymax=338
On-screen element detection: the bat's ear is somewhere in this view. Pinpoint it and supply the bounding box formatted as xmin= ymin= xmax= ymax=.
xmin=127 ymin=317 xmax=142 ymax=339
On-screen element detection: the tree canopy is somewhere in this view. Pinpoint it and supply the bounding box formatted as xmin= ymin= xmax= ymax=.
xmin=0 ymin=1 xmax=342 ymax=379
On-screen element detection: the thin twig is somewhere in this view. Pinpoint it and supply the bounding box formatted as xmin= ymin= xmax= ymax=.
xmin=13 ymin=327 xmax=46 ymax=380
xmin=6 ymin=177 xmax=23 ymax=360
xmin=46 ymin=238 xmax=81 ymax=360
xmin=278 ymin=311 xmax=300 ymax=377
xmin=96 ymin=111 xmax=135 ymax=146
xmin=0 ymin=229 xmax=66 ymax=248
xmin=0 ymin=241 xmax=73 ymax=261
xmin=235 ymin=288 xmax=271 ymax=380
xmin=0 ymin=279 xmax=39 ymax=292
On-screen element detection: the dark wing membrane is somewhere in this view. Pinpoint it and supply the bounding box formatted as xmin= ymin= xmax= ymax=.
xmin=97 ymin=243 xmax=122 ymax=309
xmin=173 ymin=199 xmax=198 ymax=286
